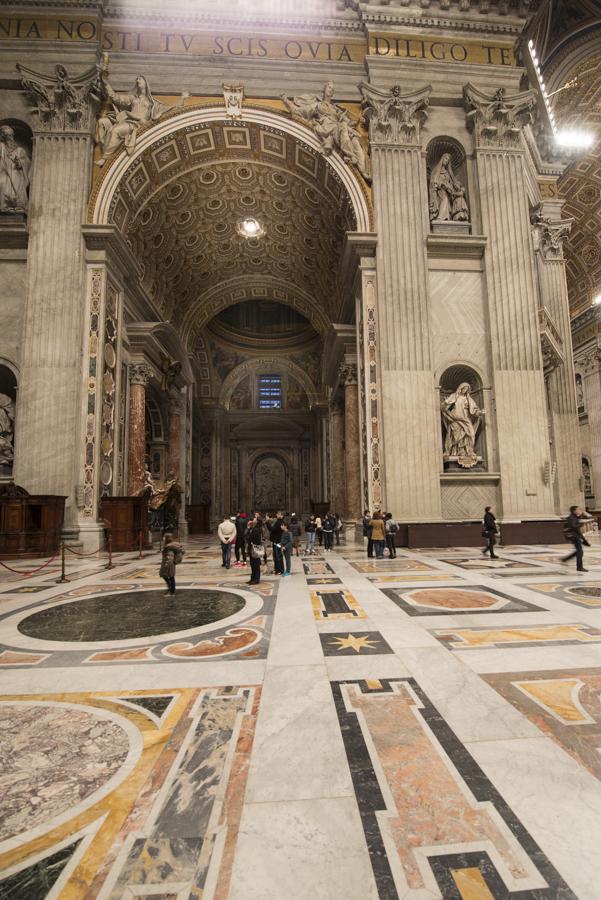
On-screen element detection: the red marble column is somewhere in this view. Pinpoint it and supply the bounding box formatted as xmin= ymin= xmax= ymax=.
xmin=341 ymin=364 xmax=361 ymax=520
xmin=127 ymin=363 xmax=152 ymax=495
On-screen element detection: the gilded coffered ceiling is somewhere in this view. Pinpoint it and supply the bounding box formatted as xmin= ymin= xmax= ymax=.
xmin=531 ymin=1 xmax=601 ymax=316
xmin=107 ymin=117 xmax=357 ymax=346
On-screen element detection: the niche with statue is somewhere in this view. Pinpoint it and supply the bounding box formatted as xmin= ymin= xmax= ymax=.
xmin=440 ymin=365 xmax=486 ymax=470
xmin=426 ymin=137 xmax=470 ymax=235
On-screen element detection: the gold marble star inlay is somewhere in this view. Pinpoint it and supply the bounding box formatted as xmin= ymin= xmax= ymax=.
xmin=328 ymin=634 xmax=380 ymax=653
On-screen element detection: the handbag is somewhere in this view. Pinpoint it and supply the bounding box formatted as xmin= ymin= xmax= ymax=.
xmin=251 ymin=543 xmax=265 ymax=560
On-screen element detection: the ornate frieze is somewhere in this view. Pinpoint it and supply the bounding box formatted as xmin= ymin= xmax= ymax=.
xmin=338 ymin=362 xmax=358 ymax=386
xmin=359 ymin=83 xmax=431 ymax=147
xmin=17 ymin=62 xmax=102 ymax=134
xmin=82 ymin=268 xmax=103 ymax=517
xmin=129 ymin=362 xmax=153 ymax=386
xmin=464 ymin=84 xmax=536 ymax=149
xmin=530 ymin=207 xmax=573 ymax=261
xmin=576 ymin=347 xmax=601 ymax=375
xmin=223 ymin=83 xmax=244 ymax=120
xmin=538 ymin=307 xmax=565 ymax=376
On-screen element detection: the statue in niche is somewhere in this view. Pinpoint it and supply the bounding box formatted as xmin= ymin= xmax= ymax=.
xmin=0 ymin=392 xmax=16 ymax=467
xmin=582 ymin=459 xmax=593 ymax=497
xmin=429 ymin=153 xmax=469 ymax=223
xmin=96 ymin=74 xmax=171 ymax=166
xmin=576 ymin=374 xmax=585 ymax=411
xmin=0 ymin=126 xmax=31 ymax=214
xmin=281 ymin=81 xmax=371 ymax=182
xmin=441 ymin=382 xmax=482 ymax=469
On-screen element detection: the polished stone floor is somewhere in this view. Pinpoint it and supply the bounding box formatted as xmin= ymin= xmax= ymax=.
xmin=2 ymin=535 xmax=601 ymax=898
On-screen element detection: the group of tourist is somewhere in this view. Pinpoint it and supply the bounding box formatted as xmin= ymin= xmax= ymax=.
xmin=362 ymin=510 xmax=399 ymax=559
xmin=159 ymin=503 xmax=595 ymax=596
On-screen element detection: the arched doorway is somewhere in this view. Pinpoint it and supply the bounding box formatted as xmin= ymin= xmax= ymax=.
xmin=87 ymin=102 xmax=371 ymax=530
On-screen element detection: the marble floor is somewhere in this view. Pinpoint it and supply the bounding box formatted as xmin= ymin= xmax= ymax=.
xmin=2 ymin=536 xmax=601 ymax=898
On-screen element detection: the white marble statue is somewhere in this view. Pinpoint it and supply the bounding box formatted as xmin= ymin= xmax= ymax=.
xmin=0 ymin=126 xmax=31 ymax=213
xmin=281 ymin=81 xmax=370 ymax=181
xmin=96 ymin=75 xmax=170 ymax=166
xmin=429 ymin=152 xmax=469 ymax=223
xmin=0 ymin=392 xmax=15 ymax=466
xmin=441 ymin=382 xmax=482 ymax=468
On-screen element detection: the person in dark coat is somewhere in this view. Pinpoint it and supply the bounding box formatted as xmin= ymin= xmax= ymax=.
xmin=268 ymin=511 xmax=285 ymax=575
xmin=562 ymin=505 xmax=590 ymax=572
xmin=280 ymin=523 xmax=293 ymax=575
xmin=362 ymin=509 xmax=373 ymax=558
xmin=246 ymin=517 xmax=264 ymax=585
xmin=482 ymin=507 xmax=499 ymax=559
xmin=234 ymin=512 xmax=248 ymax=566
xmin=159 ymin=532 xmax=184 ymax=596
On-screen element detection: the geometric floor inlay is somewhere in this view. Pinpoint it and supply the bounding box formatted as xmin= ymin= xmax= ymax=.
xmin=331 ymin=678 xmax=576 ymax=898
xmin=319 ymin=631 xmax=393 ymax=655
xmin=433 ymin=623 xmax=601 ymax=650
xmin=381 ymin=585 xmax=544 ymax=616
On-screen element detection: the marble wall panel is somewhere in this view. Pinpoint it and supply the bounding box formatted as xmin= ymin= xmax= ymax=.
xmin=429 ymin=269 xmax=488 ymax=375
xmin=0 ymin=261 xmax=25 ymax=365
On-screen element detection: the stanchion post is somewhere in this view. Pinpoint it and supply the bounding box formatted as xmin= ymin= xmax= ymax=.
xmin=56 ymin=541 xmax=69 ymax=583
xmin=138 ymin=530 xmax=143 ymax=559
xmin=106 ymin=530 xmax=114 ymax=570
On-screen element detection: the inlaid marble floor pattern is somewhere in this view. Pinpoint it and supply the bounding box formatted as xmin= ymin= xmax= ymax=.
xmin=2 ymin=536 xmax=601 ymax=898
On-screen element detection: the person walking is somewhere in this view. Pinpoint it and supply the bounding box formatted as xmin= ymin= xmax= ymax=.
xmin=268 ymin=511 xmax=285 ymax=575
xmin=481 ymin=507 xmax=499 ymax=559
xmin=323 ymin=512 xmax=334 ymax=551
xmin=218 ymin=514 xmax=237 ymax=569
xmin=363 ymin=509 xmax=373 ymax=558
xmin=305 ymin=514 xmax=316 ymax=555
xmin=369 ymin=511 xmax=386 ymax=559
xmin=384 ymin=512 xmax=398 ymax=559
xmin=159 ymin=532 xmax=184 ymax=596
xmin=281 ymin=522 xmax=293 ymax=575
xmin=247 ymin=516 xmax=264 ymax=585
xmin=562 ymin=505 xmax=591 ymax=573
xmin=234 ymin=512 xmax=248 ymax=567
xmin=289 ymin=515 xmax=301 ymax=557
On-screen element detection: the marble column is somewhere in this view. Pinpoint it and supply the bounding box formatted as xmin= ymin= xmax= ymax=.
xmin=359 ymin=82 xmax=442 ymax=520
xmin=330 ymin=395 xmax=346 ymax=518
xmin=13 ymin=63 xmax=100 ymax=535
xmin=127 ymin=363 xmax=152 ymax=495
xmin=167 ymin=390 xmax=185 ymax=478
xmin=464 ymin=84 xmax=555 ymax=519
xmin=579 ymin=347 xmax=601 ymax=508
xmin=532 ymin=208 xmax=582 ymax=511
xmin=339 ymin=363 xmax=361 ymax=522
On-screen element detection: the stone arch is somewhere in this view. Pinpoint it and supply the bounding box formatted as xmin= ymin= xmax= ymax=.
xmin=220 ymin=357 xmax=318 ymax=411
xmin=181 ymin=276 xmax=330 ymax=350
xmin=90 ymin=104 xmax=372 ymax=232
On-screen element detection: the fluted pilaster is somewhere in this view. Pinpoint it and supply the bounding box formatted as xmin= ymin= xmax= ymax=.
xmin=14 ymin=131 xmax=93 ymax=529
xmin=474 ymin=149 xmax=555 ymax=518
xmin=366 ymin=102 xmax=441 ymax=519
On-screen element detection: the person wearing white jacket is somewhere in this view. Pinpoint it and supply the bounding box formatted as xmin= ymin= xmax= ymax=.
xmin=218 ymin=515 xmax=237 ymax=569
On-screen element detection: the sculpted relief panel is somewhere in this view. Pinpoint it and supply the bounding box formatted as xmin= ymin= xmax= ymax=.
xmin=253 ymin=456 xmax=286 ymax=512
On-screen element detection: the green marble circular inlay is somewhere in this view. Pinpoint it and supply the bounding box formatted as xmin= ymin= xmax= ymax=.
xmin=17 ymin=590 xmax=246 ymax=642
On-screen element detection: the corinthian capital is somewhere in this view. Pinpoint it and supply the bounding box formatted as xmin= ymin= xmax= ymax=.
xmin=129 ymin=362 xmax=153 ymax=387
xmin=464 ymin=83 xmax=536 ymax=149
xmin=359 ymin=82 xmax=432 ymax=147
xmin=17 ymin=62 xmax=103 ymax=134
xmin=530 ymin=206 xmax=574 ymax=261
xmin=339 ymin=362 xmax=358 ymax=386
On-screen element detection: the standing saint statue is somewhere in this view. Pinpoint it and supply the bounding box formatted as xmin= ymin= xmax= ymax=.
xmin=0 ymin=126 xmax=31 ymax=214
xmin=281 ymin=81 xmax=370 ymax=182
xmin=96 ymin=74 xmax=170 ymax=166
xmin=441 ymin=382 xmax=482 ymax=468
xmin=429 ymin=152 xmax=470 ymax=223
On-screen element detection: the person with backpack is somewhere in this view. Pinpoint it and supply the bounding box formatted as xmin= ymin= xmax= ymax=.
xmin=280 ymin=522 xmax=293 ymax=575
xmin=323 ymin=512 xmax=335 ymax=551
xmin=368 ymin=511 xmax=386 ymax=559
xmin=289 ymin=515 xmax=301 ymax=556
xmin=481 ymin=506 xmax=499 ymax=559
xmin=247 ymin=516 xmax=264 ymax=585
xmin=159 ymin=532 xmax=184 ymax=596
xmin=218 ymin=514 xmax=237 ymax=569
xmin=384 ymin=512 xmax=398 ymax=559
xmin=234 ymin=512 xmax=248 ymax=567
xmin=562 ymin=505 xmax=591 ymax=573
xmin=305 ymin=515 xmax=316 ymax=555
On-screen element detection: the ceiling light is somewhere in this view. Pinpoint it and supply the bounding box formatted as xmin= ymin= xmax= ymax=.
xmin=237 ymin=217 xmax=264 ymax=238
xmin=555 ymin=129 xmax=595 ymax=149
xmin=594 ymin=293 xmax=601 ymax=306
